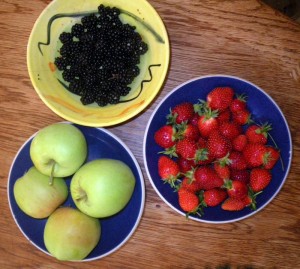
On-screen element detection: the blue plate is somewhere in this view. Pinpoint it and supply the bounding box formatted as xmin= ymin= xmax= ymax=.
xmin=143 ymin=75 xmax=292 ymax=223
xmin=8 ymin=124 xmax=145 ymax=261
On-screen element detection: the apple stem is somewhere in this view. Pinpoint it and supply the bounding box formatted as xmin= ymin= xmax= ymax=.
xmin=49 ymin=162 xmax=56 ymax=186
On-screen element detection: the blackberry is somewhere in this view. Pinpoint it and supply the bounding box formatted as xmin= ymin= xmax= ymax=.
xmin=69 ymin=80 xmax=82 ymax=95
xmin=107 ymin=90 xmax=120 ymax=104
xmin=54 ymin=4 xmax=149 ymax=106
xmin=54 ymin=57 xmax=66 ymax=71
xmin=80 ymin=90 xmax=96 ymax=105
xmin=62 ymin=69 xmax=76 ymax=82
xmin=71 ymin=23 xmax=84 ymax=38
xmin=59 ymin=32 xmax=73 ymax=44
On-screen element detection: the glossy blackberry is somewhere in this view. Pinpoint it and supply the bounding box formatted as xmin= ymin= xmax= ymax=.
xmin=54 ymin=4 xmax=149 ymax=106
xmin=71 ymin=23 xmax=84 ymax=38
xmin=68 ymin=80 xmax=82 ymax=95
xmin=54 ymin=57 xmax=67 ymax=71
xmin=59 ymin=32 xmax=73 ymax=44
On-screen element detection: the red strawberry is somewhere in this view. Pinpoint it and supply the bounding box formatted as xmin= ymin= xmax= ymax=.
xmin=250 ymin=168 xmax=272 ymax=192
xmin=228 ymin=151 xmax=247 ymax=170
xmin=230 ymin=169 xmax=250 ymax=184
xmin=242 ymin=143 xmax=267 ymax=168
xmin=207 ymin=130 xmax=232 ymax=159
xmin=176 ymin=138 xmax=198 ymax=159
xmin=177 ymin=157 xmax=197 ymax=173
xmin=263 ymin=146 xmax=280 ymax=170
xmin=207 ymin=87 xmax=234 ymax=112
xmin=223 ymin=180 xmax=248 ymax=199
xmin=230 ymin=94 xmax=247 ymax=113
xmin=177 ymin=122 xmax=200 ymax=142
xmin=168 ymin=102 xmax=194 ymax=124
xmin=194 ymin=166 xmax=224 ymax=190
xmin=180 ymin=177 xmax=201 ymax=193
xmin=197 ymin=108 xmax=219 ymax=138
xmin=202 ymin=188 xmax=227 ymax=207
xmin=219 ymin=121 xmax=242 ymax=141
xmin=245 ymin=123 xmax=272 ymax=144
xmin=158 ymin=156 xmax=180 ymax=187
xmin=232 ymin=134 xmax=248 ymax=152
xmin=213 ymin=155 xmax=231 ymax=180
xmin=217 ymin=109 xmax=231 ymax=123
xmin=190 ymin=113 xmax=200 ymax=126
xmin=221 ymin=197 xmax=247 ymax=211
xmin=178 ymin=188 xmax=200 ymax=213
xmin=154 ymin=125 xmax=177 ymax=149
xmin=232 ymin=109 xmax=251 ymax=125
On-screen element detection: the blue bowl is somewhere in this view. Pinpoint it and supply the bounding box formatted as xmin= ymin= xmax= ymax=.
xmin=8 ymin=124 xmax=145 ymax=261
xmin=143 ymin=75 xmax=292 ymax=223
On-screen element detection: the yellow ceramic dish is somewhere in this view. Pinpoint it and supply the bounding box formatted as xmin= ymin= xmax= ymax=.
xmin=27 ymin=0 xmax=170 ymax=127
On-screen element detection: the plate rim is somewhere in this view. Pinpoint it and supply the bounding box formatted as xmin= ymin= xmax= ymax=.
xmin=143 ymin=74 xmax=293 ymax=224
xmin=7 ymin=122 xmax=146 ymax=260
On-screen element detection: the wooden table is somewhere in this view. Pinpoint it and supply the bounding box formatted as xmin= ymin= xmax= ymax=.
xmin=1 ymin=0 xmax=300 ymax=268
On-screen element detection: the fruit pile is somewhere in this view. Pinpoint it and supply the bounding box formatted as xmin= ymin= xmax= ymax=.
xmin=13 ymin=123 xmax=135 ymax=261
xmin=54 ymin=4 xmax=148 ymax=106
xmin=154 ymin=87 xmax=281 ymax=216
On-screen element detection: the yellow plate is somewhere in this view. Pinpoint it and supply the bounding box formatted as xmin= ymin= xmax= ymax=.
xmin=27 ymin=0 xmax=170 ymax=127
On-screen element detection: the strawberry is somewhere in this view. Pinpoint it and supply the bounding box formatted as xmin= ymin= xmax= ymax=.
xmin=232 ymin=134 xmax=248 ymax=152
xmin=245 ymin=123 xmax=272 ymax=144
xmin=207 ymin=87 xmax=234 ymax=112
xmin=177 ymin=157 xmax=197 ymax=173
xmin=217 ymin=109 xmax=231 ymax=124
xmin=197 ymin=108 xmax=219 ymax=138
xmin=219 ymin=121 xmax=242 ymax=141
xmin=213 ymin=154 xmax=231 ymax=180
xmin=158 ymin=156 xmax=180 ymax=187
xmin=154 ymin=125 xmax=177 ymax=149
xmin=228 ymin=151 xmax=247 ymax=170
xmin=180 ymin=177 xmax=201 ymax=193
xmin=175 ymin=138 xmax=198 ymax=159
xmin=263 ymin=146 xmax=280 ymax=170
xmin=167 ymin=102 xmax=194 ymax=124
xmin=232 ymin=109 xmax=251 ymax=125
xmin=177 ymin=122 xmax=200 ymax=142
xmin=190 ymin=113 xmax=200 ymax=126
xmin=249 ymin=168 xmax=272 ymax=192
xmin=242 ymin=143 xmax=267 ymax=168
xmin=202 ymin=188 xmax=227 ymax=207
xmin=230 ymin=169 xmax=250 ymax=184
xmin=194 ymin=166 xmax=224 ymax=190
xmin=223 ymin=180 xmax=248 ymax=199
xmin=178 ymin=188 xmax=200 ymax=214
xmin=196 ymin=137 xmax=215 ymax=165
xmin=207 ymin=130 xmax=232 ymax=159
xmin=221 ymin=197 xmax=247 ymax=211
xmin=230 ymin=94 xmax=247 ymax=113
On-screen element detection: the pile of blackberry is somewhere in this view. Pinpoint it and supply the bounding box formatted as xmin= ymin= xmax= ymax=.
xmin=54 ymin=4 xmax=148 ymax=106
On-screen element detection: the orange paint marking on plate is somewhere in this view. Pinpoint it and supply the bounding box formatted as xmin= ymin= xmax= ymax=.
xmin=48 ymin=62 xmax=56 ymax=72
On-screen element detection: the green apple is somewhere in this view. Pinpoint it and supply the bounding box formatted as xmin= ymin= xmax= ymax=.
xmin=30 ymin=123 xmax=87 ymax=181
xmin=13 ymin=166 xmax=68 ymax=219
xmin=44 ymin=207 xmax=101 ymax=261
xmin=70 ymin=159 xmax=136 ymax=218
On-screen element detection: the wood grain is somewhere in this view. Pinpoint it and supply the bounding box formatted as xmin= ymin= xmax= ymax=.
xmin=1 ymin=0 xmax=300 ymax=268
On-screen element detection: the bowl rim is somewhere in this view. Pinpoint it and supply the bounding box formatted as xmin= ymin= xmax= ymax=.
xmin=143 ymin=74 xmax=293 ymax=224
xmin=7 ymin=122 xmax=146 ymax=260
xmin=26 ymin=0 xmax=170 ymax=127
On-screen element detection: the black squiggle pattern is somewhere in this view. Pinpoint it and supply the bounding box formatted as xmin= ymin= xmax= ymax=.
xmin=37 ymin=8 xmax=165 ymax=55
xmin=119 ymin=64 xmax=161 ymax=103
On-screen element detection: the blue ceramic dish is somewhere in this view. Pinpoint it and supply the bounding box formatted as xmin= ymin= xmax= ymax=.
xmin=143 ymin=75 xmax=292 ymax=223
xmin=8 ymin=124 xmax=145 ymax=261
